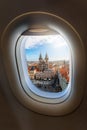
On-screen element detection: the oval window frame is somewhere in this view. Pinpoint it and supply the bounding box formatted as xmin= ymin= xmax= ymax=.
xmin=16 ymin=28 xmax=71 ymax=103
xmin=1 ymin=11 xmax=85 ymax=116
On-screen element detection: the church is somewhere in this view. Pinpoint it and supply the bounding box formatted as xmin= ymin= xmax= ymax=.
xmin=38 ymin=53 xmax=49 ymax=71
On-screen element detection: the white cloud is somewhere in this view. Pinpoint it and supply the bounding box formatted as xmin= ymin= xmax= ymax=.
xmin=24 ymin=35 xmax=67 ymax=49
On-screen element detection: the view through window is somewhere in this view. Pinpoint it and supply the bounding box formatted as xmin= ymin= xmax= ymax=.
xmin=24 ymin=35 xmax=70 ymax=93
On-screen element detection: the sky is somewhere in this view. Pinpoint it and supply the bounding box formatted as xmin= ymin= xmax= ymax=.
xmin=24 ymin=35 xmax=70 ymax=61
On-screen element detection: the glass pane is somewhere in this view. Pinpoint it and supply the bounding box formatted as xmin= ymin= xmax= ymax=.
xmin=24 ymin=35 xmax=70 ymax=93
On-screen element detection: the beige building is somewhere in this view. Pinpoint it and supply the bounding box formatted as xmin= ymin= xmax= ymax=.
xmin=35 ymin=69 xmax=54 ymax=80
xmin=29 ymin=70 xmax=36 ymax=79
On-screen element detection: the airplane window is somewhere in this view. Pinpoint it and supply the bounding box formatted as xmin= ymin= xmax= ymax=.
xmin=1 ymin=12 xmax=85 ymax=115
xmin=17 ymin=27 xmax=70 ymax=98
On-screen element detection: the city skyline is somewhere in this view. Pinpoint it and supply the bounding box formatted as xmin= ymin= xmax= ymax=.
xmin=24 ymin=35 xmax=70 ymax=61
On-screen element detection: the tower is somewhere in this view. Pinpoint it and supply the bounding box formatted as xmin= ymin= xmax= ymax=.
xmin=39 ymin=53 xmax=43 ymax=62
xmin=45 ymin=53 xmax=49 ymax=62
xmin=44 ymin=53 xmax=49 ymax=70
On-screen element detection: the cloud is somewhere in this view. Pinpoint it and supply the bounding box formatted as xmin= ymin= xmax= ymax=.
xmin=25 ymin=36 xmax=46 ymax=49
xmin=24 ymin=35 xmax=70 ymax=61
xmin=24 ymin=35 xmax=67 ymax=49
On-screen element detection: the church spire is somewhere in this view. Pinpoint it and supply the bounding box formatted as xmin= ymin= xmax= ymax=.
xmin=39 ymin=53 xmax=43 ymax=61
xmin=45 ymin=52 xmax=49 ymax=62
